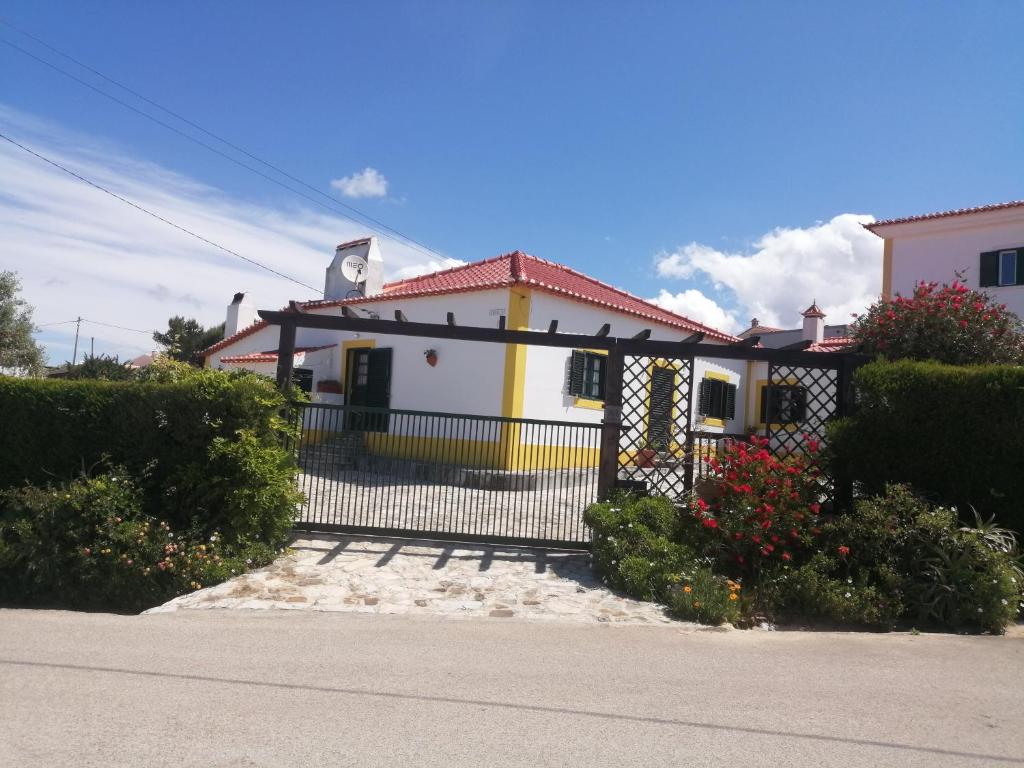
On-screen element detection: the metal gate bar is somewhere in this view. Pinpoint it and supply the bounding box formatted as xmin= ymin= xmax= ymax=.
xmin=293 ymin=403 xmax=600 ymax=548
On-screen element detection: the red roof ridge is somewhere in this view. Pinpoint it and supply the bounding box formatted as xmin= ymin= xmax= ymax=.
xmin=865 ymin=200 xmax=1024 ymax=231
xmin=336 ymin=237 xmax=373 ymax=249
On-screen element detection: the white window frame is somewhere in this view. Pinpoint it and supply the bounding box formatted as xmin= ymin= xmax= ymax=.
xmin=998 ymin=250 xmax=1017 ymax=286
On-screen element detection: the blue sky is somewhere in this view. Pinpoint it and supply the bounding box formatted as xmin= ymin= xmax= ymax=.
xmin=2 ymin=2 xmax=1022 ymax=361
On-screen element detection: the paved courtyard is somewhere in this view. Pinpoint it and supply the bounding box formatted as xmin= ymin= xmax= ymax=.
xmin=151 ymin=533 xmax=681 ymax=626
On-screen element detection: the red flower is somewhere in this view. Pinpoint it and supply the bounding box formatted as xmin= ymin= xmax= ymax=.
xmin=838 ymin=545 xmax=850 ymax=557
xmin=701 ymin=517 xmax=718 ymax=529
xmin=734 ymin=532 xmax=744 ymax=540
xmin=696 ymin=498 xmax=709 ymax=511
xmin=781 ymin=552 xmax=792 ymax=561
xmin=809 ymin=503 xmax=821 ymax=515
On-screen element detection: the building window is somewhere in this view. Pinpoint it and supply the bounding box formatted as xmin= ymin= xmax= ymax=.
xmin=292 ymin=368 xmax=313 ymax=393
xmin=980 ymin=248 xmax=1023 ymax=287
xmin=698 ymin=377 xmax=736 ymax=421
xmin=999 ymin=250 xmax=1018 ymax=286
xmin=568 ymin=350 xmax=606 ymax=401
xmin=760 ymin=384 xmax=806 ymax=425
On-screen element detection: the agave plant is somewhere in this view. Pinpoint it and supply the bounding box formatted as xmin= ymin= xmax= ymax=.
xmin=960 ymin=507 xmax=1024 ymax=589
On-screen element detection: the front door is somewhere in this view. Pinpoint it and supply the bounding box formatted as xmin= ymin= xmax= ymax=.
xmin=346 ymin=347 xmax=392 ymax=431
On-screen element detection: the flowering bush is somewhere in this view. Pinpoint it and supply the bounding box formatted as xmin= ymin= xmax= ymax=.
xmin=0 ymin=469 xmax=277 ymax=612
xmin=767 ymin=485 xmax=1020 ymax=632
xmin=665 ymin=568 xmax=742 ymax=625
xmin=852 ymin=279 xmax=1024 ymax=365
xmin=683 ymin=435 xmax=825 ymax=580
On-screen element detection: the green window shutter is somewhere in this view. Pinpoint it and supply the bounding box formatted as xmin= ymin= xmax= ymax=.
xmin=725 ymin=383 xmax=737 ymax=420
xmin=979 ymin=251 xmax=999 ymax=287
xmin=594 ymin=355 xmax=606 ymax=399
xmin=793 ymin=387 xmax=807 ymax=423
xmin=698 ymin=379 xmax=711 ymax=415
xmin=568 ymin=351 xmax=585 ymax=396
xmin=1017 ymin=248 xmax=1024 ymax=286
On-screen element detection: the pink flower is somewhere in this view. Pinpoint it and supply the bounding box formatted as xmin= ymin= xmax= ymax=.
xmin=838 ymin=545 xmax=850 ymax=557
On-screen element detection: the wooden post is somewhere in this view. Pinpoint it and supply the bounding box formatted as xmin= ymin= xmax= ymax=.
xmin=275 ymin=317 xmax=297 ymax=391
xmin=597 ymin=345 xmax=625 ymax=500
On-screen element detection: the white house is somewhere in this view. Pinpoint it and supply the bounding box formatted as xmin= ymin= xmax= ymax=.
xmin=203 ymin=237 xmax=843 ymax=469
xmin=866 ymin=199 xmax=1024 ymax=315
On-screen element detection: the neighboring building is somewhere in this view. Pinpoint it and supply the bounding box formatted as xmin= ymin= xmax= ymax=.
xmin=128 ymin=351 xmax=160 ymax=369
xmin=738 ymin=312 xmax=851 ymax=350
xmin=865 ymin=200 xmax=1024 ymax=315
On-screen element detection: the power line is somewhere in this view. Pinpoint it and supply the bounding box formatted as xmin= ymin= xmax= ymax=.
xmin=80 ymin=318 xmax=154 ymax=335
xmin=36 ymin=319 xmax=78 ymax=327
xmin=0 ymin=131 xmax=322 ymax=294
xmin=0 ymin=22 xmax=448 ymax=261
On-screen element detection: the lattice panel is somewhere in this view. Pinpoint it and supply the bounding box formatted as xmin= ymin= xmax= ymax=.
xmin=767 ymin=362 xmax=838 ymax=501
xmin=616 ymin=355 xmax=694 ymax=500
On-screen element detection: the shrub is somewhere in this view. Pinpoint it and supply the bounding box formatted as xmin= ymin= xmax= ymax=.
xmin=586 ymin=495 xmax=695 ymax=602
xmin=829 ymin=359 xmax=1024 ymax=533
xmin=681 ymin=435 xmax=826 ymax=580
xmin=0 ymin=469 xmax=277 ymax=612
xmin=664 ymin=568 xmax=743 ymax=625
xmin=767 ymin=485 xmax=1020 ymax=632
xmin=0 ymin=368 xmax=302 ymax=547
xmin=851 ymin=279 xmax=1024 ymax=365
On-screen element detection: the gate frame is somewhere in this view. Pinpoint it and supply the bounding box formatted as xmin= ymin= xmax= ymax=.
xmin=261 ymin=307 xmax=868 ymax=515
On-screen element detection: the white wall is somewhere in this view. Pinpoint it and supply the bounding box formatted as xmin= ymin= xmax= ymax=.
xmin=321 ymin=289 xmax=509 ymax=417
xmin=522 ymin=290 xmax=743 ymax=434
xmin=887 ymin=210 xmax=1024 ymax=316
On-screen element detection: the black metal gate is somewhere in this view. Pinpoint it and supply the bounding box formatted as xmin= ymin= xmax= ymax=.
xmin=294 ymin=403 xmax=600 ymax=548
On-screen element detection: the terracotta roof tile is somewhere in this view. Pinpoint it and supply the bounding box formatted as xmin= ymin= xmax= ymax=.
xmin=204 ymin=250 xmax=738 ymax=357
xmin=806 ymin=337 xmax=855 ymax=353
xmin=219 ymin=344 xmax=334 ymax=364
xmin=865 ymin=200 xmax=1024 ymax=231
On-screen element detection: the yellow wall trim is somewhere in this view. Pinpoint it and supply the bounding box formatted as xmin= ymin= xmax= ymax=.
xmin=882 ymin=238 xmax=893 ymax=299
xmin=340 ymin=339 xmax=376 ymax=393
xmin=700 ymin=369 xmax=731 ymax=428
xmin=573 ymin=396 xmax=604 ymax=410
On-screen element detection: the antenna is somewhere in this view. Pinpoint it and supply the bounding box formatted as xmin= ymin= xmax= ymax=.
xmin=340 ymin=255 xmax=368 ymax=285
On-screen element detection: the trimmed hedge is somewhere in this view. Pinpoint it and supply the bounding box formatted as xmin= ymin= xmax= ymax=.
xmin=0 ymin=369 xmax=301 ymax=545
xmin=830 ymin=360 xmax=1024 ymax=533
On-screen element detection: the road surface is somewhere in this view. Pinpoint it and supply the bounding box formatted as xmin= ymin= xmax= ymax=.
xmin=1 ymin=609 xmax=1022 ymax=767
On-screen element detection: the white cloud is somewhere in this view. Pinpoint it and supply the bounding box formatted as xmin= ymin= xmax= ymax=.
xmin=654 ymin=214 xmax=883 ymax=329
xmin=0 ymin=107 xmax=439 ymax=364
xmin=330 ymin=167 xmax=389 ymax=199
xmin=390 ymin=258 xmax=467 ymax=281
xmin=649 ymin=288 xmax=742 ymax=334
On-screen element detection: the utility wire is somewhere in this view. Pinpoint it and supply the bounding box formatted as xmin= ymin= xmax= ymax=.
xmin=1 ymin=131 xmax=322 ymax=295
xmin=36 ymin=319 xmax=79 ymax=327
xmin=0 ymin=23 xmax=448 ymax=261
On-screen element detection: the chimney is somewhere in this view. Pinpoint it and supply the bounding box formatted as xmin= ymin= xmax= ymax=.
xmin=225 ymin=292 xmax=257 ymax=338
xmin=801 ymin=300 xmax=826 ymax=343
xmin=325 ymin=236 xmax=385 ymax=300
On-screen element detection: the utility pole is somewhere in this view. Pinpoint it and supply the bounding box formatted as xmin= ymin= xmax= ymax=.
xmin=72 ymin=317 xmax=82 ymax=365
xmin=90 ymin=337 xmax=94 ymax=359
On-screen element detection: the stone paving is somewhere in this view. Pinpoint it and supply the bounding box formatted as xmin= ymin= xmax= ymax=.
xmin=151 ymin=534 xmax=687 ymax=627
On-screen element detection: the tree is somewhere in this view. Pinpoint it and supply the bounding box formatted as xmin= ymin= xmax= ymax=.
xmin=63 ymin=354 xmax=135 ymax=381
xmin=851 ymin=279 xmax=1024 ymax=365
xmin=152 ymin=316 xmax=225 ymax=366
xmin=0 ymin=271 xmax=45 ymax=376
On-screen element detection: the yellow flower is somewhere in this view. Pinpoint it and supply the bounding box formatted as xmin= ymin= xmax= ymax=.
xmin=729 ymin=593 xmax=738 ymax=601
xmin=683 ymin=585 xmax=693 ymax=593
xmin=692 ymin=600 xmax=701 ymax=608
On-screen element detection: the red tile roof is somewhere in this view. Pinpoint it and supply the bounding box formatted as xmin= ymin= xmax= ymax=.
xmin=219 ymin=344 xmax=334 ymax=364
xmin=204 ymin=250 xmax=737 ymax=357
xmin=865 ymin=200 xmax=1024 ymax=232
xmin=807 ymin=337 xmax=855 ymax=353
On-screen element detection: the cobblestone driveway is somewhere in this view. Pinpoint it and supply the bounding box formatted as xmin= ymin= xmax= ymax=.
xmin=151 ymin=534 xmax=679 ymax=626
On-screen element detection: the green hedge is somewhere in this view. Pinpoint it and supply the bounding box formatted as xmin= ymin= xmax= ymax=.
xmin=0 ymin=370 xmax=301 ymax=545
xmin=830 ymin=360 xmax=1024 ymax=533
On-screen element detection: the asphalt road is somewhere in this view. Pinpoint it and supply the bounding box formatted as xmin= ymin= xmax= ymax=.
xmin=1 ymin=609 xmax=1022 ymax=767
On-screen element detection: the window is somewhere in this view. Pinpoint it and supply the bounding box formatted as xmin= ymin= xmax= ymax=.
xmin=698 ymin=377 xmax=736 ymax=421
xmin=760 ymin=384 xmax=806 ymax=425
xmin=568 ymin=350 xmax=606 ymax=401
xmin=292 ymin=368 xmax=313 ymax=394
xmin=1000 ymin=250 xmax=1018 ymax=286
xmin=980 ymin=248 xmax=1023 ymax=287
